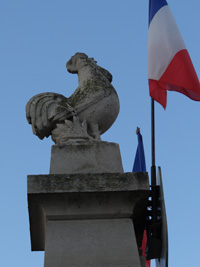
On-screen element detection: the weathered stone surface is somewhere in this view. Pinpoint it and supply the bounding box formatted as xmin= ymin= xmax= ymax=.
xmin=26 ymin=52 xmax=119 ymax=143
xmin=49 ymin=141 xmax=124 ymax=174
xmin=28 ymin=172 xmax=149 ymax=254
xmin=44 ymin=219 xmax=141 ymax=267
xmin=28 ymin=172 xmax=149 ymax=194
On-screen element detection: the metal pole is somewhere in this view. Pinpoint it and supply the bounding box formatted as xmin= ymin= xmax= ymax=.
xmin=151 ymin=98 xmax=157 ymax=229
xmin=151 ymin=98 xmax=156 ymax=186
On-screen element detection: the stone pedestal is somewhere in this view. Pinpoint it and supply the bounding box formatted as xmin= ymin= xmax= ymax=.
xmin=28 ymin=172 xmax=149 ymax=267
xmin=50 ymin=141 xmax=124 ymax=174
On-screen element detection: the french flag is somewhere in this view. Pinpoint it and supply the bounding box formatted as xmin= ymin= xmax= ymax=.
xmin=148 ymin=0 xmax=200 ymax=109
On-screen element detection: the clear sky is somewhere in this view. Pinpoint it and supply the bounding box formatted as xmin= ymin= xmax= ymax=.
xmin=0 ymin=0 xmax=200 ymax=266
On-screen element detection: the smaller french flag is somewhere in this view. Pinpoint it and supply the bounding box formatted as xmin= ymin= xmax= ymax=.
xmin=148 ymin=0 xmax=200 ymax=109
xmin=132 ymin=129 xmax=150 ymax=267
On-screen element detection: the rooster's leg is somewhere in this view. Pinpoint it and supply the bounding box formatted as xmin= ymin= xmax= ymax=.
xmin=89 ymin=122 xmax=101 ymax=141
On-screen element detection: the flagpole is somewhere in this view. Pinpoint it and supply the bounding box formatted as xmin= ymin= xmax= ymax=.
xmin=151 ymin=98 xmax=157 ymax=230
xmin=151 ymin=98 xmax=156 ymax=185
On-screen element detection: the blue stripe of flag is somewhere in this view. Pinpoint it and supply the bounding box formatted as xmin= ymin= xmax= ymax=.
xmin=149 ymin=0 xmax=168 ymax=25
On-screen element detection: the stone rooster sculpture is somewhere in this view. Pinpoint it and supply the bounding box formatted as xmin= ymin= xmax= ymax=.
xmin=26 ymin=53 xmax=120 ymax=144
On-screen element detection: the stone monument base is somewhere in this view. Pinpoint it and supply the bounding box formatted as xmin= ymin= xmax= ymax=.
xmin=45 ymin=218 xmax=139 ymax=267
xmin=50 ymin=141 xmax=124 ymax=174
xmin=28 ymin=172 xmax=149 ymax=267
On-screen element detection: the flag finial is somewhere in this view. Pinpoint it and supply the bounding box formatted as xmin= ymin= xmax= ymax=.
xmin=136 ymin=127 xmax=140 ymax=134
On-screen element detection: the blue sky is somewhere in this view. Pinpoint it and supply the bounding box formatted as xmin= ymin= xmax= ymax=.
xmin=0 ymin=0 xmax=200 ymax=266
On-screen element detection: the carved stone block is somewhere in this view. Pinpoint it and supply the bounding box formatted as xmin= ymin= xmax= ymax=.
xmin=50 ymin=141 xmax=124 ymax=174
